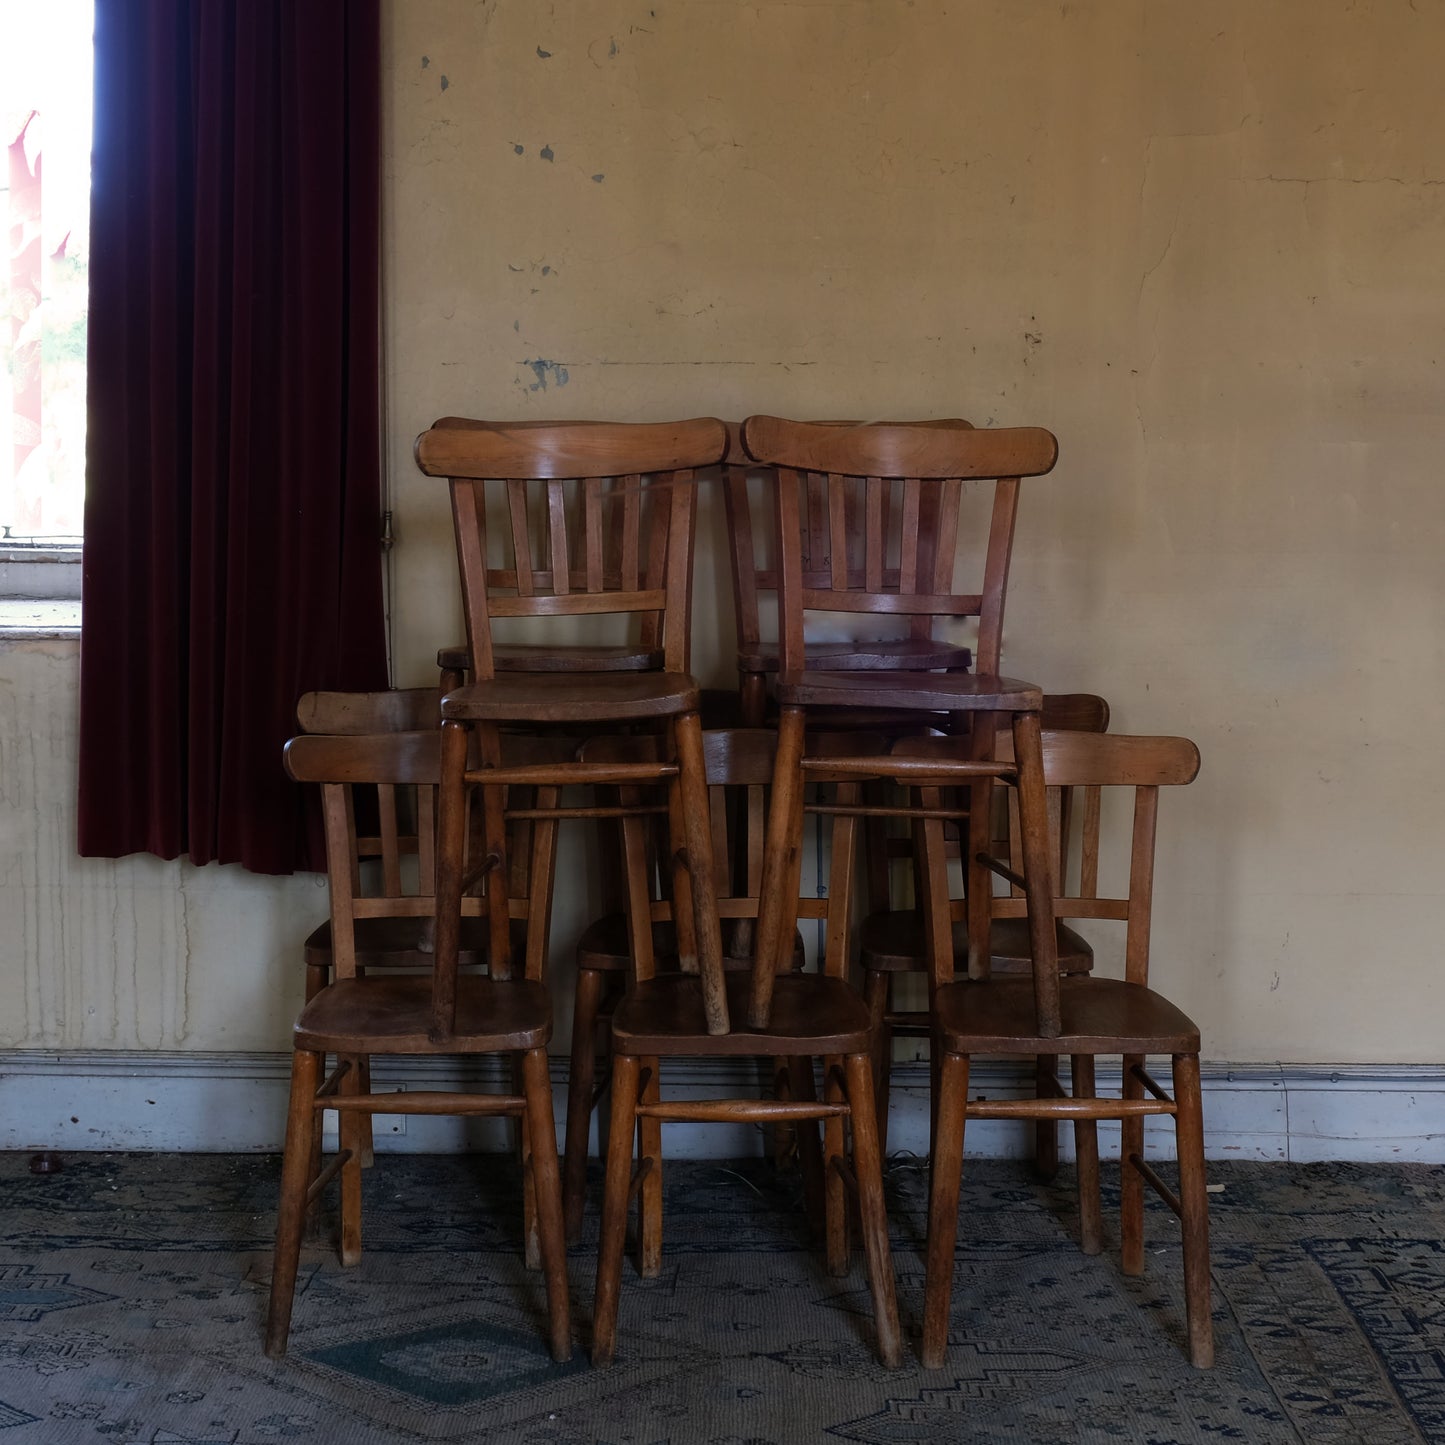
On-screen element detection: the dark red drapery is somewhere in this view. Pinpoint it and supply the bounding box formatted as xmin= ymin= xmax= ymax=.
xmin=78 ymin=0 xmax=388 ymax=874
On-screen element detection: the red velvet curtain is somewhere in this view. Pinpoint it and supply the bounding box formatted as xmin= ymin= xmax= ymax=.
xmin=78 ymin=0 xmax=388 ymax=874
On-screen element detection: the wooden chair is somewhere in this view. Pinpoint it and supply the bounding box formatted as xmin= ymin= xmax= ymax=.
xmin=428 ymin=417 xmax=673 ymax=692
xmin=919 ymin=730 xmax=1212 ymax=1370
xmin=723 ymin=419 xmax=977 ymax=727
xmin=562 ymin=727 xmax=883 ymax=1243
xmin=295 ymin=687 xmax=568 ymax=1189
xmin=859 ymin=693 xmax=1112 ymax=1161
xmin=266 ymin=725 xmax=570 ymax=1361
xmin=740 ymin=416 xmax=1064 ymax=1087
xmin=591 ymin=730 xmax=901 ymax=1368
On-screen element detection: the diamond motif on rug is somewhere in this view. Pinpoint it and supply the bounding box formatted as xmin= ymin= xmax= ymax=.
xmin=0 ymin=1265 xmax=114 ymax=1322
xmin=304 ymin=1316 xmax=587 ymax=1407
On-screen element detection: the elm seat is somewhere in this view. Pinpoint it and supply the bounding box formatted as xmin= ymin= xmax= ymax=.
xmin=738 ymin=638 xmax=972 ymax=673
xmin=610 ymin=973 xmax=872 ymax=1059
xmin=934 ymin=976 xmax=1199 ymax=1057
xmin=294 ymin=975 xmax=551 ymax=1055
xmin=441 ymin=672 xmax=701 ymax=724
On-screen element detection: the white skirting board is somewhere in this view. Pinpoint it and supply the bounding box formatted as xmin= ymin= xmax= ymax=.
xmin=1 ymin=1051 xmax=1443 ymax=1162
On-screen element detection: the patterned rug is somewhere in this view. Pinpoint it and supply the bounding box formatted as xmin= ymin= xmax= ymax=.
xmin=1 ymin=1152 xmax=1443 ymax=1443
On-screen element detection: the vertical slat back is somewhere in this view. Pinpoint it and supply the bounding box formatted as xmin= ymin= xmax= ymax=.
xmin=414 ymin=419 xmax=727 ymax=674
xmin=864 ymin=477 xmax=885 ymax=592
xmin=506 ymin=479 xmax=533 ymax=596
xmin=377 ymin=785 xmax=403 ymax=896
xmin=321 ymin=783 xmax=360 ymax=980
xmin=583 ymin=477 xmax=604 ymax=592
xmin=827 ymin=474 xmax=849 ymax=591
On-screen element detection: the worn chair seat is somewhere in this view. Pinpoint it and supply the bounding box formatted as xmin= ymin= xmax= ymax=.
xmin=739 ymin=638 xmax=973 ymax=673
xmin=934 ymin=976 xmax=1200 ymax=1056
xmin=859 ymin=913 xmax=1094 ymax=976
xmin=441 ymin=673 xmax=700 ymax=723
xmin=577 ymin=913 xmax=804 ymax=973
xmin=294 ymin=974 xmax=552 ymax=1055
xmin=611 ymin=972 xmax=871 ymax=1057
xmin=437 ymin=642 xmax=664 ymax=675
xmin=303 ymin=915 xmax=524 ymax=973
xmin=776 ymin=669 xmax=1042 ymax=714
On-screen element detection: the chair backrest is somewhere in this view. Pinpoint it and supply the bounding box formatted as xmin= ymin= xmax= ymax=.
xmin=914 ymin=730 xmax=1200 ymax=1005
xmin=580 ymin=728 xmax=876 ymax=1000
xmin=287 ymin=698 xmax=565 ymax=1010
xmin=740 ymin=417 xmax=1057 ymax=678
xmin=284 ymin=730 xmax=453 ymax=998
xmin=723 ymin=418 xmax=975 ymax=658
xmin=413 ymin=419 xmax=729 ymax=679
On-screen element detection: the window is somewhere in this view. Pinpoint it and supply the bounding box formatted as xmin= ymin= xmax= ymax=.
xmin=1 ymin=5 xmax=92 ymax=625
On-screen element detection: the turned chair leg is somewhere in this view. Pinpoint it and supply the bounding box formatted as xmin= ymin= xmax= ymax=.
xmin=521 ymin=1046 xmax=573 ymax=1361
xmin=823 ymin=1056 xmax=849 ymax=1277
xmin=1173 ymin=1051 xmax=1214 ymax=1368
xmin=636 ymin=1056 xmax=663 ymax=1278
xmin=845 ymin=1050 xmax=902 ymax=1368
xmin=592 ymin=1051 xmax=642 ymax=1367
xmin=1032 ymin=1056 xmax=1059 ymax=1179
xmin=265 ymin=1049 xmax=321 ymax=1358
xmin=564 ymin=965 xmax=607 ymax=1243
xmin=864 ymin=970 xmax=893 ymax=1159
xmin=739 ymin=671 xmax=767 ymax=729
xmin=1120 ymin=1051 xmax=1146 ymax=1276
xmin=921 ymin=1049 xmax=969 ymax=1369
xmin=1071 ymin=1054 xmax=1103 ymax=1255
xmin=787 ymin=1057 xmax=826 ymax=1238
xmin=513 ymin=1054 xmax=541 ymax=1271
xmin=338 ymin=1056 xmax=365 ymax=1267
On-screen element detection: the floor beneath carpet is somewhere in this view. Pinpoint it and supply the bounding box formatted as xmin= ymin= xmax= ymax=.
xmin=1 ymin=1152 xmax=1443 ymax=1443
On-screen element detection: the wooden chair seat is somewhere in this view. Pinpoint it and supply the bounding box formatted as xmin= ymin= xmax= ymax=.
xmin=859 ymin=913 xmax=1095 ymax=976
xmin=777 ymin=669 xmax=1042 ymax=714
xmin=610 ymin=972 xmax=872 ymax=1057
xmin=303 ymin=915 xmax=525 ymax=973
xmin=440 ymin=672 xmax=699 ymax=723
xmin=577 ymin=913 xmax=804 ymax=973
xmin=739 ymin=638 xmax=973 ymax=673
xmin=934 ymin=976 xmax=1200 ymax=1056
xmin=437 ymin=642 xmax=663 ymax=675
xmin=294 ymin=974 xmax=552 ymax=1055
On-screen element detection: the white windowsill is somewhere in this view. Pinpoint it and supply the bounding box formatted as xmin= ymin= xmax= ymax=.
xmin=0 ymin=597 xmax=82 ymax=638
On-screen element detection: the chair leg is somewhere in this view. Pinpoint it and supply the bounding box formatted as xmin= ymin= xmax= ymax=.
xmin=592 ymin=1051 xmax=642 ymax=1367
xmin=739 ymin=671 xmax=767 ymax=729
xmin=511 ymin=1055 xmax=541 ymax=1271
xmin=1120 ymin=1051 xmax=1146 ymax=1276
xmin=788 ymin=1057 xmax=826 ymax=1238
xmin=1032 ymin=1057 xmax=1059 ymax=1180
xmin=564 ymin=965 xmax=607 ymax=1244
xmin=521 ymin=1046 xmax=573 ymax=1362
xmin=823 ymin=1056 xmax=849 ymax=1276
xmin=1173 ymin=1052 xmax=1214 ymax=1368
xmin=921 ymin=1049 xmax=969 ymax=1369
xmin=769 ymin=1055 xmax=796 ymax=1170
xmin=265 ymin=1049 xmax=321 ymax=1358
xmin=338 ymin=1057 xmax=365 ymax=1267
xmin=845 ymin=1051 xmax=901 ymax=1368
xmin=864 ymin=970 xmax=893 ymax=1159
xmin=636 ymin=1056 xmax=663 ymax=1279
xmin=356 ymin=1056 xmax=376 ymax=1169
xmin=1071 ymin=1054 xmax=1103 ymax=1255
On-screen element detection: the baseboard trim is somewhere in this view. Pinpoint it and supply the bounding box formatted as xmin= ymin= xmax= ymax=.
xmin=2 ymin=1051 xmax=1442 ymax=1161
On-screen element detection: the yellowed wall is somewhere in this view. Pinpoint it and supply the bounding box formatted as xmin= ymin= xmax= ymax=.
xmin=384 ymin=0 xmax=1445 ymax=1063
xmin=2 ymin=0 xmax=1441 ymax=1066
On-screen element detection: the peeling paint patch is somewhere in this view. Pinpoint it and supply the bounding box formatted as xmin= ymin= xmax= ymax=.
xmin=609 ymin=38 xmax=618 ymax=57
xmin=540 ymin=144 xmax=555 ymax=162
xmin=537 ymin=45 xmax=552 ymax=58
xmin=541 ymin=265 xmax=552 ymax=276
xmin=440 ymin=75 xmax=450 ymax=91
xmin=525 ymin=359 xmax=570 ymax=391
xmin=592 ymin=173 xmax=605 ymax=183
xmin=421 ymin=55 xmax=430 ymax=68
xmin=513 ymin=143 xmax=524 ymax=155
